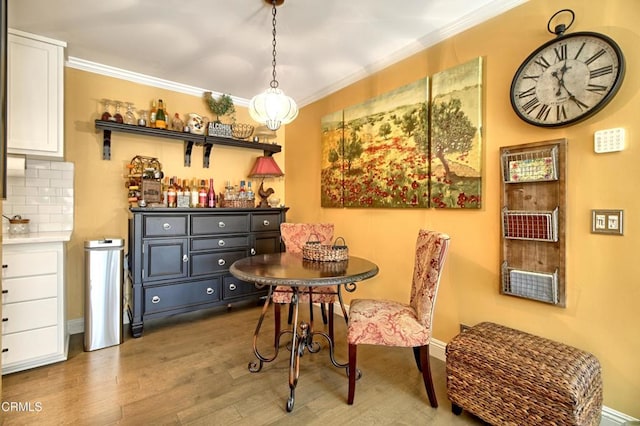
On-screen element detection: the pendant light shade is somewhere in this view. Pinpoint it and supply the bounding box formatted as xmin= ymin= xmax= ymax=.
xmin=249 ymin=0 xmax=297 ymax=131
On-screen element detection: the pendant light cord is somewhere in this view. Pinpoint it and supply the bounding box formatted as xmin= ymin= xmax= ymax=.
xmin=270 ymin=0 xmax=279 ymax=89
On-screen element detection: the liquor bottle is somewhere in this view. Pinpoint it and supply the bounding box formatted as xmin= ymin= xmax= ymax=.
xmin=207 ymin=178 xmax=216 ymax=208
xmin=175 ymin=178 xmax=185 ymax=207
xmin=198 ymin=180 xmax=207 ymax=208
xmin=190 ymin=178 xmax=199 ymax=207
xmin=238 ymin=180 xmax=247 ymax=203
xmin=150 ymin=100 xmax=157 ymax=128
xmin=247 ymin=181 xmax=255 ymax=204
xmin=161 ymin=176 xmax=169 ymax=207
xmin=182 ymin=179 xmax=191 ymax=208
xmin=155 ymin=99 xmax=167 ymax=129
xmin=167 ymin=177 xmax=177 ymax=207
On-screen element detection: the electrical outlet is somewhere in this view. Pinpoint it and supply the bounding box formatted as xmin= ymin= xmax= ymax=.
xmin=594 ymin=128 xmax=625 ymax=153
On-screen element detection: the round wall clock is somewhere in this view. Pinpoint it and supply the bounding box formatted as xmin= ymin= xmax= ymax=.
xmin=510 ymin=10 xmax=625 ymax=127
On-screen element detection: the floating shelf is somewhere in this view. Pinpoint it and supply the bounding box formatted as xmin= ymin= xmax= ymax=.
xmin=95 ymin=120 xmax=281 ymax=167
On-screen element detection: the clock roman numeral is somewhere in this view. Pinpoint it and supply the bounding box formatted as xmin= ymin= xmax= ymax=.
xmin=554 ymin=44 xmax=567 ymax=61
xmin=536 ymin=104 xmax=551 ymax=120
xmin=571 ymin=97 xmax=589 ymax=111
xmin=590 ymin=65 xmax=613 ymax=78
xmin=585 ymin=49 xmax=606 ymax=65
xmin=522 ymin=97 xmax=540 ymax=114
xmin=534 ymin=55 xmax=551 ymax=70
xmin=574 ymin=42 xmax=586 ymax=60
xmin=518 ymin=86 xmax=536 ymax=99
xmin=556 ymin=105 xmax=567 ymax=121
xmin=586 ymin=84 xmax=608 ymax=94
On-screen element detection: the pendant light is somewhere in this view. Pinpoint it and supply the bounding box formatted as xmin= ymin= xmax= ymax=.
xmin=249 ymin=0 xmax=298 ymax=131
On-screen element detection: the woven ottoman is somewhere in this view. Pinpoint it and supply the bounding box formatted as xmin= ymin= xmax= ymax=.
xmin=446 ymin=322 xmax=602 ymax=426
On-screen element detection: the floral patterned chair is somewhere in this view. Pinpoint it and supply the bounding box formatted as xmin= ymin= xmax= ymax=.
xmin=273 ymin=223 xmax=337 ymax=341
xmin=346 ymin=229 xmax=450 ymax=407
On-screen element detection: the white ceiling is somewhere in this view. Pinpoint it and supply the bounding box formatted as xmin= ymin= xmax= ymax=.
xmin=8 ymin=0 xmax=526 ymax=107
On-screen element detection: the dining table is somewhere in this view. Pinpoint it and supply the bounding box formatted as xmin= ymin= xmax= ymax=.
xmin=229 ymin=252 xmax=379 ymax=412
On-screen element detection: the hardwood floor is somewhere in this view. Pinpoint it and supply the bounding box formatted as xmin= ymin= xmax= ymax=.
xmin=1 ymin=302 xmax=485 ymax=425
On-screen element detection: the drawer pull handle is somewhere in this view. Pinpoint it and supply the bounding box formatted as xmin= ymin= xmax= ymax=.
xmin=218 ymin=240 xmax=226 ymax=247
xmin=263 ymin=220 xmax=270 ymax=226
xmin=2 ymin=318 xmax=8 ymax=322
xmin=1 ymin=289 xmax=7 ymax=294
xmin=182 ymin=254 xmax=189 ymax=263
xmin=2 ymin=264 xmax=7 ymax=269
xmin=151 ymin=296 xmax=161 ymax=304
xmin=229 ymin=284 xmax=237 ymax=291
xmin=206 ymin=287 xmax=215 ymax=295
xmin=218 ymin=259 xmax=226 ymax=266
xmin=2 ymin=348 xmax=8 ymax=353
xmin=250 ymin=248 xmax=256 ymax=255
xmin=218 ymin=221 xmax=226 ymax=228
xmin=163 ymin=223 xmax=172 ymax=230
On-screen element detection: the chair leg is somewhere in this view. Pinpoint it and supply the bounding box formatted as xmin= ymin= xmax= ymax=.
xmin=287 ymin=303 xmax=294 ymax=324
xmin=320 ymin=303 xmax=328 ymax=324
xmin=419 ymin=345 xmax=438 ymax=408
xmin=328 ymin=303 xmax=335 ymax=342
xmin=274 ymin=303 xmax=282 ymax=347
xmin=413 ymin=346 xmax=422 ymax=371
xmin=347 ymin=343 xmax=357 ymax=405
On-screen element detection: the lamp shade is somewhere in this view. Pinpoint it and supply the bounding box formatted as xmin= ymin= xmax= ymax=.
xmin=248 ymin=156 xmax=284 ymax=178
xmin=249 ymin=87 xmax=298 ymax=131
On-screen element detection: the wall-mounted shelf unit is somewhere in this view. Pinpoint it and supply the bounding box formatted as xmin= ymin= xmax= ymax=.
xmin=499 ymin=139 xmax=567 ymax=306
xmin=95 ymin=120 xmax=281 ymax=167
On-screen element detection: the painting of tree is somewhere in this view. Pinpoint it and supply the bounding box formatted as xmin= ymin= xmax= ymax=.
xmin=430 ymin=57 xmax=483 ymax=208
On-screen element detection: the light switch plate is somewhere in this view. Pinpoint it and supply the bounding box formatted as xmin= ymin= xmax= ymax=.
xmin=594 ymin=128 xmax=625 ymax=153
xmin=591 ymin=209 xmax=624 ymax=235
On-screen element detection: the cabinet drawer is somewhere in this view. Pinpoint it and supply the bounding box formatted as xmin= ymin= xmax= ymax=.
xmin=222 ymin=275 xmax=265 ymax=300
xmin=2 ymin=250 xmax=58 ymax=278
xmin=2 ymin=298 xmax=58 ymax=334
xmin=191 ymin=235 xmax=250 ymax=251
xmin=144 ymin=279 xmax=220 ymax=314
xmin=251 ymin=214 xmax=281 ymax=232
xmin=190 ymin=250 xmax=247 ymax=276
xmin=2 ymin=275 xmax=57 ymax=304
xmin=143 ymin=215 xmax=188 ymax=237
xmin=1 ymin=326 xmax=59 ymax=366
xmin=191 ymin=214 xmax=249 ymax=235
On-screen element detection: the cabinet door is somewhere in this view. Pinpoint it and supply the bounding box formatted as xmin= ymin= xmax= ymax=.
xmin=253 ymin=231 xmax=282 ymax=255
xmin=7 ymin=31 xmax=64 ymax=157
xmin=142 ymin=238 xmax=188 ymax=282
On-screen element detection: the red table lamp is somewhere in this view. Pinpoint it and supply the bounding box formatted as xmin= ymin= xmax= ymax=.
xmin=248 ymin=155 xmax=284 ymax=208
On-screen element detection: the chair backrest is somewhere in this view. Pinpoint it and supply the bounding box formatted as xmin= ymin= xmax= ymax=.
xmin=409 ymin=229 xmax=450 ymax=329
xmin=280 ymin=223 xmax=335 ymax=254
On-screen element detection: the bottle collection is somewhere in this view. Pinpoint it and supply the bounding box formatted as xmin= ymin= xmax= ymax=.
xmin=158 ymin=177 xmax=255 ymax=209
xmin=102 ymin=97 xmax=189 ymax=132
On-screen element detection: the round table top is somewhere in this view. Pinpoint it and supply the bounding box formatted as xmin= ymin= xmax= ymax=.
xmin=230 ymin=252 xmax=379 ymax=287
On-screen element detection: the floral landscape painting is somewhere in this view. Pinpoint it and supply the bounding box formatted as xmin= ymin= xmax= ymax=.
xmin=321 ymin=57 xmax=483 ymax=209
xmin=321 ymin=79 xmax=429 ymax=208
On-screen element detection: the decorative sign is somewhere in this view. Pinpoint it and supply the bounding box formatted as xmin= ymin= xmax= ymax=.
xmin=208 ymin=122 xmax=232 ymax=138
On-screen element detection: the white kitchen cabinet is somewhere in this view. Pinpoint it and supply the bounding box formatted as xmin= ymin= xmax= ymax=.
xmin=1 ymin=242 xmax=68 ymax=374
xmin=7 ymin=29 xmax=66 ymax=158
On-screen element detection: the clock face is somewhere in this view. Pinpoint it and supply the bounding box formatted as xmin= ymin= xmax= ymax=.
xmin=510 ymin=32 xmax=625 ymax=127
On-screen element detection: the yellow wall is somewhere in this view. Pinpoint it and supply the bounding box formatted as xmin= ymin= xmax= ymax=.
xmin=63 ymin=70 xmax=286 ymax=320
xmin=285 ymin=0 xmax=640 ymax=417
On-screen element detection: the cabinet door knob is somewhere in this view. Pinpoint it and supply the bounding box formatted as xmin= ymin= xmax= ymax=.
xmin=218 ymin=240 xmax=226 ymax=247
xmin=263 ymin=220 xmax=270 ymax=226
xmin=163 ymin=223 xmax=172 ymax=230
xmin=151 ymin=295 xmax=161 ymax=304
xmin=206 ymin=287 xmax=215 ymax=295
xmin=182 ymin=254 xmax=189 ymax=263
xmin=229 ymin=284 xmax=237 ymax=291
xmin=218 ymin=259 xmax=226 ymax=266
xmin=218 ymin=221 xmax=226 ymax=228
xmin=250 ymin=248 xmax=256 ymax=255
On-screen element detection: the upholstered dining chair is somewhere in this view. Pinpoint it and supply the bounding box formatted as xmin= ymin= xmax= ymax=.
xmin=346 ymin=229 xmax=450 ymax=407
xmin=273 ymin=223 xmax=338 ymax=341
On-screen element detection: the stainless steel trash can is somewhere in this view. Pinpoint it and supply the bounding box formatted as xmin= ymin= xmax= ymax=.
xmin=84 ymin=238 xmax=124 ymax=351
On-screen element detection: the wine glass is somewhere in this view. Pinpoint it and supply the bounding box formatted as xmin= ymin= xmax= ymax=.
xmin=137 ymin=109 xmax=148 ymax=127
xmin=100 ymin=98 xmax=112 ymax=121
xmin=124 ymin=102 xmax=136 ymax=125
xmin=113 ymin=100 xmax=124 ymax=124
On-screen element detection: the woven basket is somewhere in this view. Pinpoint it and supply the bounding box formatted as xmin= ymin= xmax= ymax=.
xmin=303 ymin=236 xmax=348 ymax=262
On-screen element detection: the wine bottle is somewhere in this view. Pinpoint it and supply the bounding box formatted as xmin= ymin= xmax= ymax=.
xmin=190 ymin=178 xmax=199 ymax=208
xmin=198 ymin=180 xmax=207 ymax=208
xmin=167 ymin=177 xmax=177 ymax=207
xmin=155 ymin=99 xmax=167 ymax=129
xmin=150 ymin=100 xmax=157 ymax=128
xmin=207 ymin=178 xmax=216 ymax=208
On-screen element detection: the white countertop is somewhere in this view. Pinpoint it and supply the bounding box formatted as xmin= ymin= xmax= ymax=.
xmin=1 ymin=231 xmax=72 ymax=245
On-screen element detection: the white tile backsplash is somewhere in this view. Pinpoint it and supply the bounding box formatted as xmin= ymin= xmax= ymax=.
xmin=3 ymin=159 xmax=74 ymax=234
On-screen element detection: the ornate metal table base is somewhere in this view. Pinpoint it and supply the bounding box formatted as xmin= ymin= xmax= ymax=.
xmin=248 ymin=285 xmax=358 ymax=412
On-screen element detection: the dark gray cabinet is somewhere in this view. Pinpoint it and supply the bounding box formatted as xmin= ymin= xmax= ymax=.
xmin=127 ymin=207 xmax=287 ymax=337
